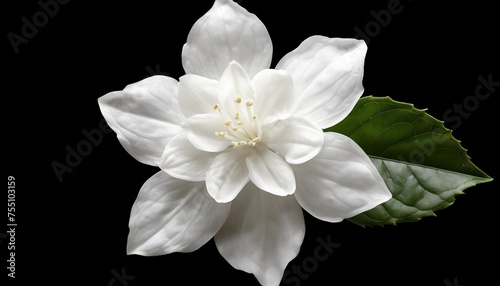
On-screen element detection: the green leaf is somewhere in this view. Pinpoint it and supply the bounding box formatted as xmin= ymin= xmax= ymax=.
xmin=326 ymin=96 xmax=492 ymax=226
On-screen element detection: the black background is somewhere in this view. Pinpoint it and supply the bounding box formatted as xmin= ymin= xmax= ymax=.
xmin=3 ymin=0 xmax=499 ymax=285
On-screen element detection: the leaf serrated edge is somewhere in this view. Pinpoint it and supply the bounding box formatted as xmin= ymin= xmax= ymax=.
xmin=327 ymin=95 xmax=493 ymax=179
xmin=347 ymin=157 xmax=492 ymax=227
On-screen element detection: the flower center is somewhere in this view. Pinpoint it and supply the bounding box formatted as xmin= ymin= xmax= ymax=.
xmin=214 ymin=96 xmax=261 ymax=149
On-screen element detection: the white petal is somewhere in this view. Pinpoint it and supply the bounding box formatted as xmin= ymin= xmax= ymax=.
xmin=252 ymin=68 xmax=296 ymax=121
xmin=276 ymin=36 xmax=367 ymax=129
xmin=293 ymin=132 xmax=392 ymax=222
xmin=182 ymin=0 xmax=272 ymax=80
xmin=127 ymin=171 xmax=231 ymax=256
xmin=159 ymin=133 xmax=215 ymax=182
xmin=215 ymin=183 xmax=305 ymax=286
xmin=262 ymin=115 xmax=323 ymax=164
xmin=98 ymin=76 xmax=184 ymax=166
xmin=218 ymin=61 xmax=256 ymax=117
xmin=206 ymin=151 xmax=249 ymax=203
xmin=183 ymin=114 xmax=231 ymax=152
xmin=178 ymin=74 xmax=219 ymax=118
xmin=246 ymin=147 xmax=296 ymax=196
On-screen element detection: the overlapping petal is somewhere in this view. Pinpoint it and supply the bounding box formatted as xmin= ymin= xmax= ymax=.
xmin=293 ymin=132 xmax=392 ymax=222
xmin=182 ymin=0 xmax=273 ymax=80
xmin=246 ymin=147 xmax=296 ymax=196
xmin=182 ymin=114 xmax=231 ymax=152
xmin=218 ymin=61 xmax=256 ymax=116
xmin=178 ymin=74 xmax=219 ymax=117
xmin=276 ymin=36 xmax=367 ymax=129
xmin=159 ymin=133 xmax=215 ymax=182
xmin=252 ymin=68 xmax=296 ymax=122
xmin=206 ymin=151 xmax=249 ymax=203
xmin=262 ymin=115 xmax=323 ymax=164
xmin=215 ymin=183 xmax=305 ymax=286
xmin=98 ymin=76 xmax=184 ymax=166
xmin=127 ymin=171 xmax=231 ymax=256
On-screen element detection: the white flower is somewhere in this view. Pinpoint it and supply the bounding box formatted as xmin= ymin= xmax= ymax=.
xmin=98 ymin=1 xmax=392 ymax=285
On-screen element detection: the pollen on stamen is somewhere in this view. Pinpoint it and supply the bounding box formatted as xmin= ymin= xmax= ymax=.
xmin=237 ymin=121 xmax=243 ymax=126
xmin=246 ymin=100 xmax=254 ymax=107
xmin=225 ymin=120 xmax=232 ymax=126
xmin=235 ymin=97 xmax=242 ymax=103
xmin=252 ymin=115 xmax=257 ymax=119
xmin=235 ymin=112 xmax=240 ymax=120
xmin=233 ymin=141 xmax=247 ymax=148
xmin=213 ymin=104 xmax=220 ymax=110
xmin=215 ymin=132 xmax=227 ymax=138
xmin=248 ymin=137 xmax=260 ymax=147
